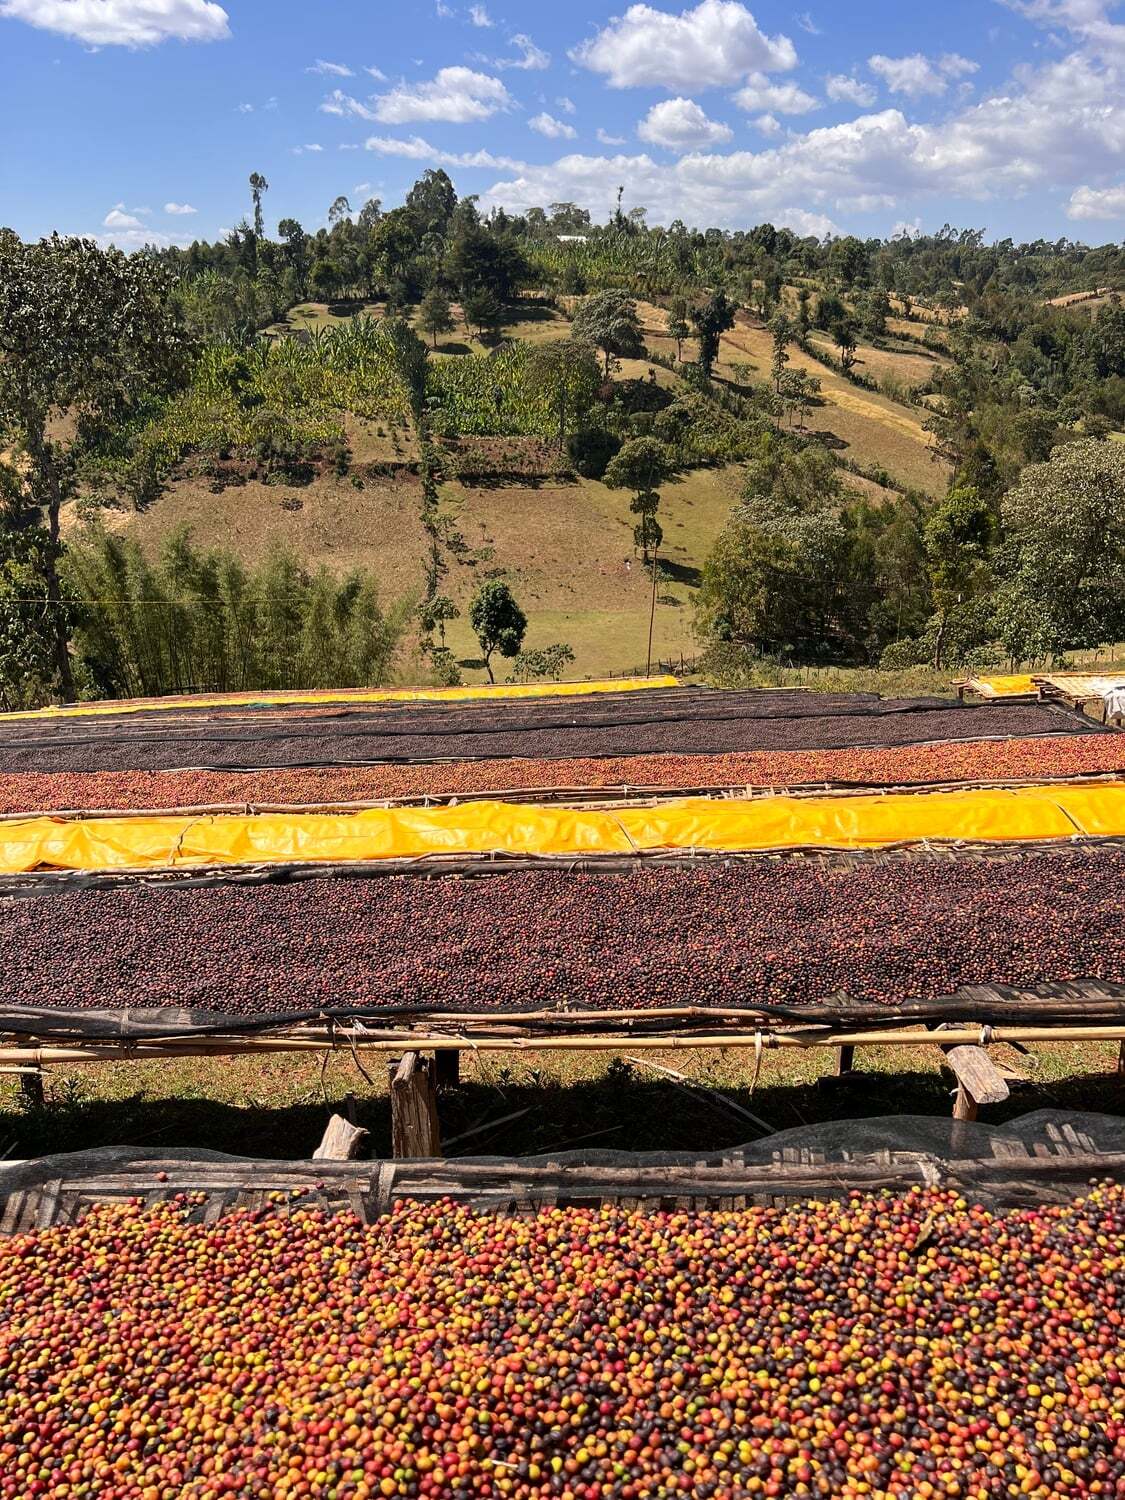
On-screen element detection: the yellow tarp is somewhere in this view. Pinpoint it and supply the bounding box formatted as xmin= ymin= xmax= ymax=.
xmin=2 ymin=782 xmax=1121 ymax=876
xmin=0 ymin=676 xmax=679 ymax=724
xmin=960 ymin=675 xmax=1039 ymax=698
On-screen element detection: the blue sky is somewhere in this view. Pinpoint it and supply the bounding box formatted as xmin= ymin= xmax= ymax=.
xmin=3 ymin=0 xmax=1125 ymax=248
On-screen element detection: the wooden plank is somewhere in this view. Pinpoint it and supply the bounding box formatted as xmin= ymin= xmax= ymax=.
xmin=944 ymin=1046 xmax=1010 ymax=1107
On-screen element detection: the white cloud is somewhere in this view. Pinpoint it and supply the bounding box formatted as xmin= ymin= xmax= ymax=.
xmin=826 ymin=72 xmax=877 ymax=107
xmin=469 ymin=3 xmax=492 ymax=24
xmin=308 ymin=59 xmax=353 ymax=77
xmin=164 ymin=201 xmax=197 ymax=214
xmin=597 ymin=127 xmax=627 ymax=145
xmin=795 ymin=10 xmax=820 ymax=33
xmin=365 ymin=133 xmax=527 ymax=172
xmin=638 ymin=96 xmax=733 ymax=147
xmin=106 ymin=209 xmax=145 ymax=229
xmin=324 ymin=68 xmax=513 ymax=125
xmin=103 ymin=204 xmax=144 ymax=230
xmin=868 ymin=52 xmax=979 ymax=98
xmin=477 ymin=149 xmax=837 ymax=234
xmin=734 ymin=71 xmax=819 ymax=113
xmin=477 ymin=45 xmax=1125 ymax=231
xmin=556 ymin=95 xmax=576 ymax=114
xmin=237 ymin=102 xmax=254 ymax=113
xmin=530 ymin=112 xmax=578 ymax=139
xmin=572 ymin=0 xmax=796 ymax=90
xmin=754 ymin=112 xmax=782 ymax=134
xmin=435 ymin=0 xmax=453 ymax=13
xmin=494 ymin=32 xmax=550 ymax=69
xmin=1002 ymin=0 xmax=1125 ymax=54
xmin=292 ymin=143 xmax=325 ymax=154
xmin=365 ymin=65 xmax=387 ymax=81
xmin=1068 ymin=181 xmax=1125 ymax=217
xmin=0 ymin=0 xmax=228 ymax=46
xmin=892 ymin=218 xmax=923 ymax=238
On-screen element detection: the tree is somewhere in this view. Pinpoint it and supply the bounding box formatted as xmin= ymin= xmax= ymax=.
xmin=249 ymin=173 xmax=269 ymax=240
xmin=469 ymin=580 xmax=527 ymax=682
xmin=462 ymin=286 xmax=503 ymax=339
xmin=418 ymin=593 xmax=459 ymax=646
xmin=507 ymin=643 xmax=576 ymax=682
xmin=691 ymin=291 xmax=736 ymax=381
xmin=0 ymin=235 xmax=192 ymax=697
xmin=997 ymin=439 xmax=1125 ymax=660
xmin=778 ymin=368 xmax=820 ymax=431
xmin=418 ymin=287 xmax=455 ymax=349
xmin=767 ymin=312 xmax=793 ymax=393
xmin=527 ymin=340 xmax=600 ymax=448
xmin=924 ymin=486 xmax=997 ymax=669
xmin=328 ymin=195 xmax=352 ymax=227
xmin=832 ymin=319 xmax=858 ymax=371
xmin=570 ymin=290 xmax=644 ymax=377
xmin=0 ymin=513 xmax=63 ymax=708
xmin=404 ymin=169 xmax=457 ymax=239
xmin=665 ymin=298 xmax=691 ymax=362
xmin=604 ymin=437 xmax=675 ymax=563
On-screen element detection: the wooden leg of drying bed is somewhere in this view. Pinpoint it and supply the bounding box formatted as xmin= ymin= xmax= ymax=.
xmin=391 ymin=1052 xmax=442 ymax=1160
xmin=836 ymin=1045 xmax=855 ymax=1078
xmin=1117 ymin=1039 xmax=1125 ymax=1077
xmin=434 ymin=1049 xmax=461 ymax=1091
xmin=952 ymin=1084 xmax=979 ymax=1122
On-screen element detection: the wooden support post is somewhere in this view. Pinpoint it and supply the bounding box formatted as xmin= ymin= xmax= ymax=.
xmin=836 ymin=1045 xmax=855 ymax=1078
xmin=434 ymin=1049 xmax=460 ymax=1091
xmin=18 ymin=1070 xmax=44 ymax=1111
xmin=952 ymin=1083 xmax=979 ymax=1122
xmin=1118 ymin=1039 xmax=1125 ymax=1077
xmin=390 ymin=1052 xmax=441 ymax=1160
xmin=313 ymin=1113 xmax=369 ymax=1161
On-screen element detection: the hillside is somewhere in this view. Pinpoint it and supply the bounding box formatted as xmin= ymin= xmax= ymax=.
xmin=85 ymin=292 xmax=948 ymax=679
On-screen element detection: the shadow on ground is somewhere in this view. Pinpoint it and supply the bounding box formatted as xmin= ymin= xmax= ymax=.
xmin=4 ymin=1063 xmax=1124 ymax=1163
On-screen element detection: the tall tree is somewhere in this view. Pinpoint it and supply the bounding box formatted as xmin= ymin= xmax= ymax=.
xmin=691 ymin=291 xmax=736 ymax=381
xmin=328 ymin=195 xmax=352 ymax=227
xmin=923 ymin=486 xmax=996 ymax=670
xmin=665 ymin=298 xmax=690 ymax=362
xmin=997 ymin=439 xmax=1125 ymax=660
xmin=604 ymin=436 xmax=675 ymax=564
xmin=0 ymin=235 xmax=192 ymax=697
xmin=570 ymin=290 xmax=644 ymax=377
xmin=249 ymin=173 xmax=269 ymax=240
xmin=418 ymin=287 xmax=455 ymax=350
xmin=526 ymin=340 xmax=600 ymax=448
xmin=469 ymin=580 xmax=527 ymax=682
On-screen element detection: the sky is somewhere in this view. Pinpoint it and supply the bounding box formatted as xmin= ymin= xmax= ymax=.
xmin=3 ymin=0 xmax=1125 ymax=250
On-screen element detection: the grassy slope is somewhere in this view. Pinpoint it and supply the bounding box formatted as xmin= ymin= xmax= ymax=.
xmin=637 ymin=302 xmax=951 ymax=496
xmin=98 ymin=294 xmax=954 ymax=680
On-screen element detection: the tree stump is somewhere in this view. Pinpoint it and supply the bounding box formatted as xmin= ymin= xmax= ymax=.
xmin=313 ymin=1113 xmax=369 ymax=1161
xmin=390 ymin=1053 xmax=442 ymax=1159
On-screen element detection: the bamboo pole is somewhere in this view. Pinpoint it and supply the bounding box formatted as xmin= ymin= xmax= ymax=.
xmin=2 ymin=1023 xmax=1125 ymax=1066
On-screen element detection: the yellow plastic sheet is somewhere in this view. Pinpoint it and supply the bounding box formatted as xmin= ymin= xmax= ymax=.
xmin=961 ymin=675 xmax=1039 ymax=698
xmin=3 ymin=782 xmax=1123 ymax=876
xmin=0 ymin=676 xmax=679 ymax=724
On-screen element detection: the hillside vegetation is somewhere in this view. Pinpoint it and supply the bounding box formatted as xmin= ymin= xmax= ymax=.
xmin=2 ymin=190 xmax=1125 ymax=705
